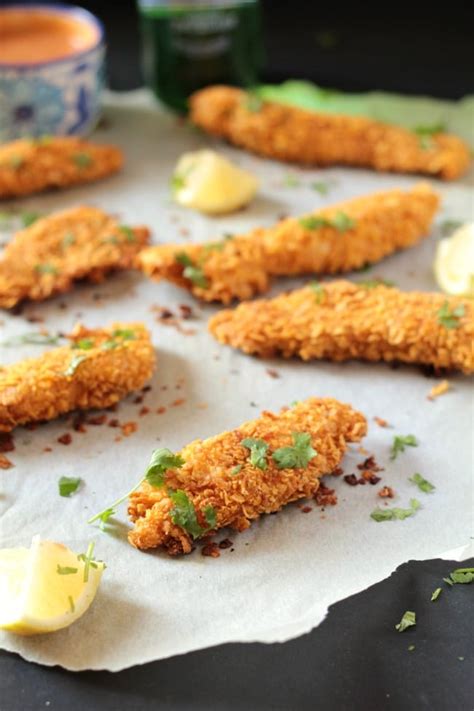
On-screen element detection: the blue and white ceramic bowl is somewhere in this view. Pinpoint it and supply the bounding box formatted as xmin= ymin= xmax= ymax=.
xmin=0 ymin=4 xmax=105 ymax=142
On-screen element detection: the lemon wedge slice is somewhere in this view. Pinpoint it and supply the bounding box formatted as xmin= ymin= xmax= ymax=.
xmin=171 ymin=149 xmax=258 ymax=215
xmin=434 ymin=222 xmax=474 ymax=297
xmin=0 ymin=536 xmax=104 ymax=635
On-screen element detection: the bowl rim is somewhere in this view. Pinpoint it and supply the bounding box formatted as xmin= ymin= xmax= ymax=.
xmin=0 ymin=3 xmax=105 ymax=70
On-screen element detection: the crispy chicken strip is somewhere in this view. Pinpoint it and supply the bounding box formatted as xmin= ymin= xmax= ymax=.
xmin=0 ymin=323 xmax=155 ymax=432
xmin=0 ymin=206 xmax=150 ymax=308
xmin=209 ymin=280 xmax=474 ymax=374
xmin=138 ymin=184 xmax=439 ymax=303
xmin=128 ymin=397 xmax=367 ymax=554
xmin=190 ymin=86 xmax=471 ymax=180
xmin=0 ymin=137 xmax=123 ymax=199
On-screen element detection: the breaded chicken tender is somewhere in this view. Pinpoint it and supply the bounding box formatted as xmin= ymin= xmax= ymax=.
xmin=0 ymin=206 xmax=150 ymax=308
xmin=138 ymin=184 xmax=439 ymax=303
xmin=128 ymin=398 xmax=367 ymax=554
xmin=209 ymin=281 xmax=473 ymax=374
xmin=0 ymin=323 xmax=155 ymax=432
xmin=0 ymin=136 xmax=123 ymax=199
xmin=190 ymin=86 xmax=471 ymax=180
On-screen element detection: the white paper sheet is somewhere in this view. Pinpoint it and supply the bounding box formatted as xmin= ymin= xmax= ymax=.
xmin=0 ymin=91 xmax=472 ymax=671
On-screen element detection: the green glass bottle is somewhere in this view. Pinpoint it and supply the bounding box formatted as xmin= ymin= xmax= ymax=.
xmin=138 ymin=0 xmax=263 ymax=113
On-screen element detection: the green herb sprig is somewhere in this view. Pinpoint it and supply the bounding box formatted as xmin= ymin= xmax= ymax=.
xmin=299 ymin=211 xmax=355 ymax=233
xmin=64 ymin=354 xmax=87 ymax=377
xmin=58 ymin=476 xmax=82 ymax=498
xmin=409 ymin=473 xmax=435 ymax=493
xmin=175 ymin=253 xmax=208 ymax=288
xmin=370 ymin=498 xmax=420 ymax=522
xmin=241 ymin=438 xmax=269 ymax=470
xmin=395 ymin=610 xmax=416 ymax=632
xmin=390 ymin=434 xmax=418 ymax=460
xmin=169 ymin=489 xmax=217 ymax=539
xmin=272 ymin=432 xmax=317 ymax=469
xmin=437 ymin=302 xmax=465 ymax=330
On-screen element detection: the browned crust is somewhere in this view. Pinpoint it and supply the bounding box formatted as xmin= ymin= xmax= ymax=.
xmin=128 ymin=397 xmax=367 ymax=553
xmin=209 ymin=281 xmax=474 ymax=374
xmin=190 ymin=86 xmax=471 ymax=180
xmin=0 ymin=137 xmax=123 ymax=199
xmin=0 ymin=323 xmax=155 ymax=432
xmin=0 ymin=206 xmax=150 ymax=308
xmin=138 ymin=184 xmax=439 ymax=303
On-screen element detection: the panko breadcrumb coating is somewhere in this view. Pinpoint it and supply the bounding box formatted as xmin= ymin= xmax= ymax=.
xmin=209 ymin=281 xmax=474 ymax=374
xmin=138 ymin=184 xmax=439 ymax=303
xmin=190 ymin=86 xmax=471 ymax=180
xmin=0 ymin=136 xmax=123 ymax=198
xmin=0 ymin=323 xmax=155 ymax=432
xmin=128 ymin=398 xmax=367 ymax=554
xmin=0 ymin=206 xmax=150 ymax=308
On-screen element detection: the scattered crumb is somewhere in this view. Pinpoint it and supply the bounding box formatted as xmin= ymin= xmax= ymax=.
xmin=108 ymin=418 xmax=120 ymax=428
xmin=170 ymin=398 xmax=185 ymax=408
xmin=72 ymin=415 xmax=87 ymax=433
xmin=428 ymin=379 xmax=451 ymax=401
xmin=201 ymin=542 xmax=220 ymax=558
xmin=139 ymin=406 xmax=150 ymax=417
xmin=121 ymin=421 xmax=138 ymax=437
xmin=315 ymin=482 xmax=337 ymax=506
xmin=358 ymin=446 xmax=369 ymax=455
xmin=374 ymin=416 xmax=389 ymax=428
xmin=266 ymin=368 xmax=280 ymax=379
xmin=57 ymin=433 xmax=72 ymax=445
xmin=344 ymin=474 xmax=359 ymax=486
xmin=331 ymin=466 xmax=343 ymax=477
xmin=0 ymin=453 xmax=14 ymax=469
xmin=87 ymin=414 xmax=107 ymax=426
xmin=301 ymin=505 xmax=313 ymax=513
xmin=218 ymin=539 xmax=233 ymax=549
xmin=43 ymin=447 xmax=53 ymax=453
xmin=357 ymin=456 xmax=384 ymax=473
xmin=379 ymin=486 xmax=395 ymax=498
xmin=133 ymin=395 xmax=144 ymax=405
xmin=196 ymin=402 xmax=208 ymax=410
xmin=0 ymin=433 xmax=15 ymax=453
xmin=157 ymin=406 xmax=167 ymax=415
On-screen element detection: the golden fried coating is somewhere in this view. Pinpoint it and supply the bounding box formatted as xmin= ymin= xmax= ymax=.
xmin=190 ymin=86 xmax=471 ymax=180
xmin=0 ymin=206 xmax=150 ymax=308
xmin=138 ymin=184 xmax=439 ymax=303
xmin=0 ymin=136 xmax=123 ymax=198
xmin=128 ymin=398 xmax=367 ymax=554
xmin=0 ymin=323 xmax=155 ymax=432
xmin=209 ymin=281 xmax=474 ymax=374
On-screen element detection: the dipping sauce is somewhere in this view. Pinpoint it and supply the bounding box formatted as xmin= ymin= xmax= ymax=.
xmin=0 ymin=7 xmax=99 ymax=64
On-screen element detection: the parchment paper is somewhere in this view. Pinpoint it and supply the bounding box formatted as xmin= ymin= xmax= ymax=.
xmin=0 ymin=91 xmax=472 ymax=671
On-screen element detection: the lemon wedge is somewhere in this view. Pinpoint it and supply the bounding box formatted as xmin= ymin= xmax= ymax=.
xmin=0 ymin=536 xmax=104 ymax=635
xmin=171 ymin=149 xmax=258 ymax=215
xmin=434 ymin=222 xmax=474 ymax=297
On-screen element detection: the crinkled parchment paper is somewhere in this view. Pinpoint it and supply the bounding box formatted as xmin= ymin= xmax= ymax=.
xmin=0 ymin=91 xmax=472 ymax=671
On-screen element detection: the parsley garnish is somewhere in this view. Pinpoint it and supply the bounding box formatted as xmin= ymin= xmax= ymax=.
xmin=73 ymin=338 xmax=95 ymax=351
xmin=311 ymin=181 xmax=330 ymax=195
xmin=230 ymin=464 xmax=242 ymax=475
xmin=88 ymin=481 xmax=144 ymax=530
xmin=437 ymin=301 xmax=465 ymax=329
xmin=72 ymin=153 xmax=93 ymax=168
xmin=145 ymin=448 xmax=184 ymax=488
xmin=409 ymin=473 xmax=435 ymax=493
xmin=203 ymin=235 xmax=234 ymax=254
xmin=299 ymin=212 xmax=355 ymax=232
xmin=21 ymin=211 xmax=42 ymax=227
xmin=358 ymin=278 xmax=395 ymax=289
xmin=112 ymin=328 xmax=136 ymax=341
xmin=170 ymin=173 xmax=186 ymax=193
xmin=169 ymin=489 xmax=216 ymax=539
xmin=272 ymin=432 xmax=317 ymax=469
xmin=58 ymin=476 xmax=82 ymax=497
xmin=9 ymin=155 xmax=24 ymax=170
xmin=243 ymin=90 xmax=263 ymax=112
xmin=395 ymin=610 xmax=416 ymax=632
xmin=310 ymin=281 xmax=325 ymax=304
xmin=283 ymin=174 xmax=300 ymax=188
xmin=175 ymin=253 xmax=208 ymax=288
xmin=390 ymin=434 xmax=418 ymax=460
xmin=414 ymin=123 xmax=445 ymax=150
xmin=431 ymin=587 xmax=442 ymax=601
xmin=57 ymin=565 xmax=78 ymax=575
xmin=119 ymin=225 xmax=136 ymax=242
xmin=241 ymin=437 xmax=269 ymax=470
xmin=370 ymin=498 xmax=420 ymax=522
xmin=35 ymin=263 xmax=58 ymax=275
xmin=77 ymin=542 xmax=100 ymax=583
xmin=62 ymin=232 xmax=75 ymax=249
xmin=64 ymin=354 xmax=87 ymax=376
xmin=0 ymin=332 xmax=61 ymax=347
xmin=68 ymin=596 xmax=75 ymax=613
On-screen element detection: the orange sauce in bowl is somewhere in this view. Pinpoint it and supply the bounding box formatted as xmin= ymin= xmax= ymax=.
xmin=0 ymin=7 xmax=99 ymax=64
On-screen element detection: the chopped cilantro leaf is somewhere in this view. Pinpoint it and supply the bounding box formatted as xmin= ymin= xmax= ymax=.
xmin=58 ymin=476 xmax=82 ymax=497
xmin=440 ymin=219 xmax=463 ymax=237
xmin=241 ymin=437 xmax=269 ymax=470
xmin=390 ymin=434 xmax=418 ymax=460
xmin=145 ymin=448 xmax=184 ymax=488
xmin=73 ymin=338 xmax=95 ymax=351
xmin=408 ymin=644 xmax=416 ymax=652
xmin=431 ymin=587 xmax=442 ymax=601
xmin=310 ymin=280 xmax=325 ymax=304
xmin=88 ymin=480 xmax=145 ymax=528
xmin=21 ymin=211 xmax=42 ymax=227
xmin=9 ymin=155 xmax=24 ymax=170
xmin=57 ymin=565 xmax=78 ymax=575
xmin=68 ymin=595 xmax=75 ymax=613
xmin=119 ymin=225 xmax=136 ymax=242
xmin=449 ymin=568 xmax=474 ymax=584
xmin=332 ymin=211 xmax=355 ymax=232
xmin=437 ymin=301 xmax=465 ymax=330
xmin=414 ymin=123 xmax=445 ymax=150
xmin=371 ymin=498 xmax=420 ymax=522
xmin=299 ymin=215 xmax=330 ymax=230
xmin=35 ymin=263 xmax=58 ymax=275
xmin=272 ymin=432 xmax=317 ymax=469
xmin=299 ymin=212 xmax=355 ymax=232
xmin=169 ymin=489 xmax=206 ymax=539
xmin=243 ymin=91 xmax=263 ymax=112
xmin=170 ymin=173 xmax=186 ymax=193
xmin=0 ymin=332 xmax=60 ymax=347
xmin=310 ymin=181 xmax=330 ymax=195
xmin=409 ymin=473 xmax=435 ymax=493
xmin=203 ymin=504 xmax=217 ymax=530
xmin=62 ymin=232 xmax=75 ymax=248
xmin=358 ymin=278 xmax=395 ymax=289
xmin=283 ymin=174 xmax=300 ymax=187
xmin=395 ymin=610 xmax=416 ymax=632
xmin=112 ymin=328 xmax=136 ymax=341
xmin=72 ymin=153 xmax=93 ymax=168
xmin=230 ymin=464 xmax=242 ymax=476
xmin=77 ymin=542 xmax=100 ymax=583
xmin=64 ymin=354 xmax=87 ymax=376
xmin=175 ymin=252 xmax=208 ymax=288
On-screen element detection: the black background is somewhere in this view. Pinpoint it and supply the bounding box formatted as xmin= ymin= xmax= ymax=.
xmin=1 ymin=2 xmax=473 ymax=709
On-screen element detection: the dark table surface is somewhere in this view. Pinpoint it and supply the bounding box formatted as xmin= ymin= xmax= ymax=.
xmin=2 ymin=2 xmax=473 ymax=709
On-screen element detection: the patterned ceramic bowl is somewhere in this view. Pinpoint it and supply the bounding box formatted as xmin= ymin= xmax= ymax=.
xmin=0 ymin=4 xmax=105 ymax=142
